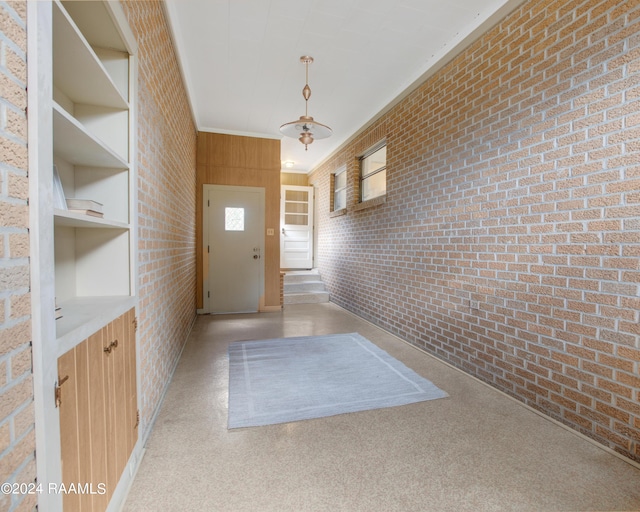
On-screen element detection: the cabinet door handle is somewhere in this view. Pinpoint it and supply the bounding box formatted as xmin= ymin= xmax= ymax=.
xmin=104 ymin=339 xmax=118 ymax=354
xmin=55 ymin=375 xmax=69 ymax=408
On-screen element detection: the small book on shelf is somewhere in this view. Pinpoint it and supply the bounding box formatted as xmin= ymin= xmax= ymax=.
xmin=67 ymin=209 xmax=104 ymax=218
xmin=65 ymin=198 xmax=104 ymax=218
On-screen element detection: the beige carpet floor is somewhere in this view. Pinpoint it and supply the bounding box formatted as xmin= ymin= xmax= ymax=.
xmin=123 ymin=303 xmax=640 ymax=512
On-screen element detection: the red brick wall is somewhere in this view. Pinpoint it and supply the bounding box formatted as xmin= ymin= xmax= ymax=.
xmin=120 ymin=0 xmax=197 ymax=439
xmin=0 ymin=2 xmax=37 ymax=511
xmin=310 ymin=0 xmax=640 ymax=462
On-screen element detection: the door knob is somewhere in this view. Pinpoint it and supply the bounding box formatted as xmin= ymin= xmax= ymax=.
xmin=253 ymin=254 xmax=260 ymax=259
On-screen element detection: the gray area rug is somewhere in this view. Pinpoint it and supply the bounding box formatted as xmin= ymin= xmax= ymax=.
xmin=227 ymin=332 xmax=448 ymax=428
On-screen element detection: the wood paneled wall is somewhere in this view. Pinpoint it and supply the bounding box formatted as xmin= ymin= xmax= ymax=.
xmin=196 ymin=132 xmax=281 ymax=310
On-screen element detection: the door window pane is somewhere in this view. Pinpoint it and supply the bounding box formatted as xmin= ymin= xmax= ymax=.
xmin=286 ymin=190 xmax=308 ymax=202
xmin=285 ymin=214 xmax=308 ymax=225
xmin=225 ymin=207 xmax=244 ymax=231
xmin=285 ymin=202 xmax=309 ymax=214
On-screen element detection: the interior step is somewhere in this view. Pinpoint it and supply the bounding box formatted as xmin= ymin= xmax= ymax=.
xmin=284 ymin=291 xmax=330 ymax=305
xmin=284 ymin=281 xmax=327 ymax=293
xmin=282 ymin=269 xmax=329 ymax=305
xmin=283 ymin=270 xmax=320 ymax=283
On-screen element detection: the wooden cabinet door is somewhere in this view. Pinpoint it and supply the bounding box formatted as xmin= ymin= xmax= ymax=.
xmin=124 ymin=308 xmax=138 ymax=455
xmin=103 ymin=318 xmax=118 ymax=500
xmin=58 ymin=308 xmax=137 ymax=511
xmin=88 ymin=328 xmax=109 ymax=511
xmin=103 ymin=311 xmax=138 ymax=487
xmin=57 ymin=348 xmax=81 ymax=512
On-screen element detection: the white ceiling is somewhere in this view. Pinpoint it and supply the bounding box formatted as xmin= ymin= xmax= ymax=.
xmin=164 ymin=0 xmax=524 ymax=173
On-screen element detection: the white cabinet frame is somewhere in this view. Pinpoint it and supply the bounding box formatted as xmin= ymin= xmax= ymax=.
xmin=28 ymin=2 xmax=140 ymax=510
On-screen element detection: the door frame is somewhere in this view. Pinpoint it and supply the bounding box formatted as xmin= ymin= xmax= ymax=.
xmin=201 ymin=184 xmax=265 ymax=314
xmin=312 ymin=184 xmax=319 ymax=267
xmin=280 ymin=185 xmax=315 ymax=269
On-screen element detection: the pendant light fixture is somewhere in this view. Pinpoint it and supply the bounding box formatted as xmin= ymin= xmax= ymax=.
xmin=280 ymin=56 xmax=332 ymax=151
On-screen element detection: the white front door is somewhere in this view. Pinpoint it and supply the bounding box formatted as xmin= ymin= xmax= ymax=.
xmin=280 ymin=185 xmax=314 ymax=269
xmin=205 ymin=185 xmax=264 ymax=314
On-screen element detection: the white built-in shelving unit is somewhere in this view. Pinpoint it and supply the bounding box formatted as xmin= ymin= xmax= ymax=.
xmin=51 ymin=0 xmax=137 ymax=347
xmin=28 ymin=2 xmax=139 ymax=510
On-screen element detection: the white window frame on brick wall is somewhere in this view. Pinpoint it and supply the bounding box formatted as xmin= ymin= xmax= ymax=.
xmin=359 ymin=142 xmax=386 ymax=203
xmin=332 ymin=165 xmax=347 ymax=212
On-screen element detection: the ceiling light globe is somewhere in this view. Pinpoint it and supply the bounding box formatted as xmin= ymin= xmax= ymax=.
xmin=299 ymin=132 xmax=313 ymax=146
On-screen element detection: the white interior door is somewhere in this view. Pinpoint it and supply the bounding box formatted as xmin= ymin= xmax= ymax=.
xmin=280 ymin=185 xmax=314 ymax=269
xmin=205 ymin=185 xmax=264 ymax=314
